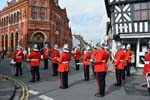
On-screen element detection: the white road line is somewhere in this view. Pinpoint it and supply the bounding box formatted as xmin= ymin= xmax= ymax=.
xmin=28 ymin=90 xmax=39 ymax=95
xmin=39 ymin=95 xmax=54 ymax=100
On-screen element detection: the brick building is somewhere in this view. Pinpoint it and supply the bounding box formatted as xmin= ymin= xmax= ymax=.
xmin=0 ymin=0 xmax=72 ymax=55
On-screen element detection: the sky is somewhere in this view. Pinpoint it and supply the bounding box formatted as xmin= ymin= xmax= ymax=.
xmin=0 ymin=0 xmax=109 ymax=44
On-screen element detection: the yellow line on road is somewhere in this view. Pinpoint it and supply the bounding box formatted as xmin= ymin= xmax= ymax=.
xmin=3 ymin=75 xmax=28 ymax=100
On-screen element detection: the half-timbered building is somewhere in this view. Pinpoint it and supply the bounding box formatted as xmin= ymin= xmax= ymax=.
xmin=105 ymin=0 xmax=150 ymax=67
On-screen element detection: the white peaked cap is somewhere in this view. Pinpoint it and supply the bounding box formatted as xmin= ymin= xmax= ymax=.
xmin=100 ymin=40 xmax=105 ymax=48
xmin=105 ymin=36 xmax=108 ymax=41
xmin=63 ymin=44 xmax=69 ymax=52
xmin=44 ymin=44 xmax=48 ymax=47
xmin=16 ymin=45 xmax=21 ymax=50
xmin=121 ymin=45 xmax=125 ymax=50
xmin=126 ymin=44 xmax=131 ymax=49
xmin=148 ymin=40 xmax=150 ymax=44
xmin=84 ymin=50 xmax=87 ymax=54
xmin=33 ymin=44 xmax=39 ymax=51
xmin=86 ymin=46 xmax=90 ymax=51
xmin=117 ymin=42 xmax=122 ymax=48
xmin=54 ymin=44 xmax=58 ymax=49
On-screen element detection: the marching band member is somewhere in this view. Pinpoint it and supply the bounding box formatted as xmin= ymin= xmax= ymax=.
xmin=113 ymin=42 xmax=125 ymax=86
xmin=122 ymin=45 xmax=127 ymax=80
xmin=143 ymin=41 xmax=150 ymax=95
xmin=94 ymin=40 xmax=109 ymax=97
xmin=74 ymin=46 xmax=81 ymax=70
xmin=91 ymin=45 xmax=98 ymax=77
xmin=42 ymin=44 xmax=50 ymax=69
xmin=27 ymin=44 xmax=41 ymax=82
xmin=82 ymin=46 xmax=91 ymax=81
xmin=13 ymin=45 xmax=24 ymax=77
xmin=125 ymin=44 xmax=132 ymax=76
xmin=51 ymin=44 xmax=60 ymax=76
xmin=58 ymin=44 xmax=71 ymax=89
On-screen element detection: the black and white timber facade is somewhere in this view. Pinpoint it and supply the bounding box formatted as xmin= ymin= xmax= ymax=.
xmin=105 ymin=0 xmax=150 ymax=67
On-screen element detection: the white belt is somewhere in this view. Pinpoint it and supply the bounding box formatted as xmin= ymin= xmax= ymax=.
xmin=145 ymin=61 xmax=150 ymax=64
xmin=31 ymin=59 xmax=39 ymax=61
xmin=120 ymin=60 xmax=124 ymax=62
xmin=102 ymin=60 xmax=106 ymax=62
xmin=114 ymin=59 xmax=124 ymax=62
xmin=16 ymin=56 xmax=21 ymax=58
xmin=62 ymin=61 xmax=69 ymax=64
xmin=114 ymin=59 xmax=117 ymax=62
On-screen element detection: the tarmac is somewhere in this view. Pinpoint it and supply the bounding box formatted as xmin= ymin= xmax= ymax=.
xmin=0 ymin=58 xmax=150 ymax=100
xmin=0 ymin=74 xmax=15 ymax=100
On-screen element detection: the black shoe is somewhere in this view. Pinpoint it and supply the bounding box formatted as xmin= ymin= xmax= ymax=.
xmin=37 ymin=79 xmax=40 ymax=81
xmin=114 ymin=83 xmax=121 ymax=86
xmin=15 ymin=75 xmax=18 ymax=77
xmin=94 ymin=93 xmax=104 ymax=97
xmin=30 ymin=80 xmax=35 ymax=82
xmin=148 ymin=88 xmax=150 ymax=96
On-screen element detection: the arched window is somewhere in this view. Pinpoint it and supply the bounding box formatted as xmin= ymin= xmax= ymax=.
xmin=13 ymin=13 xmax=16 ymax=23
xmin=2 ymin=18 xmax=3 ymax=27
xmin=6 ymin=16 xmax=8 ymax=25
xmin=11 ymin=33 xmax=14 ymax=52
xmin=17 ymin=12 xmax=19 ymax=22
xmin=11 ymin=14 xmax=13 ymax=24
xmin=4 ymin=17 xmax=6 ymax=26
xmin=5 ymin=34 xmax=8 ymax=51
xmin=14 ymin=13 xmax=17 ymax=23
xmin=41 ymin=2 xmax=46 ymax=20
xmin=2 ymin=35 xmax=4 ymax=50
xmin=32 ymin=1 xmax=38 ymax=19
xmin=15 ymin=32 xmax=19 ymax=47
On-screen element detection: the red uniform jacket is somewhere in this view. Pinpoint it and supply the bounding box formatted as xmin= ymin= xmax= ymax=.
xmin=13 ymin=50 xmax=24 ymax=63
xmin=51 ymin=49 xmax=60 ymax=63
xmin=27 ymin=51 xmax=41 ymax=67
xmin=94 ymin=48 xmax=109 ymax=72
xmin=74 ymin=50 xmax=81 ymax=60
xmin=125 ymin=50 xmax=132 ymax=63
xmin=42 ymin=48 xmax=50 ymax=59
xmin=143 ymin=52 xmax=150 ymax=76
xmin=83 ymin=52 xmax=91 ymax=66
xmin=58 ymin=52 xmax=71 ymax=72
xmin=91 ymin=50 xmax=98 ymax=58
xmin=114 ymin=50 xmax=125 ymax=70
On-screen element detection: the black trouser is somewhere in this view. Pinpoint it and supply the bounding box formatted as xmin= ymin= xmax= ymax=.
xmin=83 ymin=65 xmax=90 ymax=80
xmin=15 ymin=62 xmax=22 ymax=76
xmin=59 ymin=72 xmax=68 ymax=89
xmin=52 ymin=63 xmax=58 ymax=76
xmin=31 ymin=66 xmax=40 ymax=81
xmin=122 ymin=63 xmax=131 ymax=80
xmin=115 ymin=69 xmax=123 ymax=86
xmin=126 ymin=62 xmax=131 ymax=76
xmin=75 ymin=60 xmax=80 ymax=70
xmin=44 ymin=58 xmax=48 ymax=69
xmin=95 ymin=72 xmax=107 ymax=96
xmin=92 ymin=62 xmax=95 ymax=76
xmin=122 ymin=67 xmax=126 ymax=80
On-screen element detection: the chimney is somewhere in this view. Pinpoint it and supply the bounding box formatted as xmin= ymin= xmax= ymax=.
xmin=53 ymin=0 xmax=59 ymax=6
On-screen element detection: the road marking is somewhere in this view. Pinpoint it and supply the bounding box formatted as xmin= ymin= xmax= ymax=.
xmin=39 ymin=95 xmax=54 ymax=100
xmin=3 ymin=75 xmax=28 ymax=100
xmin=28 ymin=90 xmax=39 ymax=95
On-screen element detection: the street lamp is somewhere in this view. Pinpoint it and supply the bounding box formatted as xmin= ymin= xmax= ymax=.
xmin=55 ymin=31 xmax=59 ymax=46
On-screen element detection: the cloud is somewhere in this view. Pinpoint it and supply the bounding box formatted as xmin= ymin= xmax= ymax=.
xmin=59 ymin=0 xmax=108 ymax=42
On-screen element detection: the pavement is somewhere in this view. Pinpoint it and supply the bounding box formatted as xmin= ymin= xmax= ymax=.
xmin=0 ymin=58 xmax=150 ymax=100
